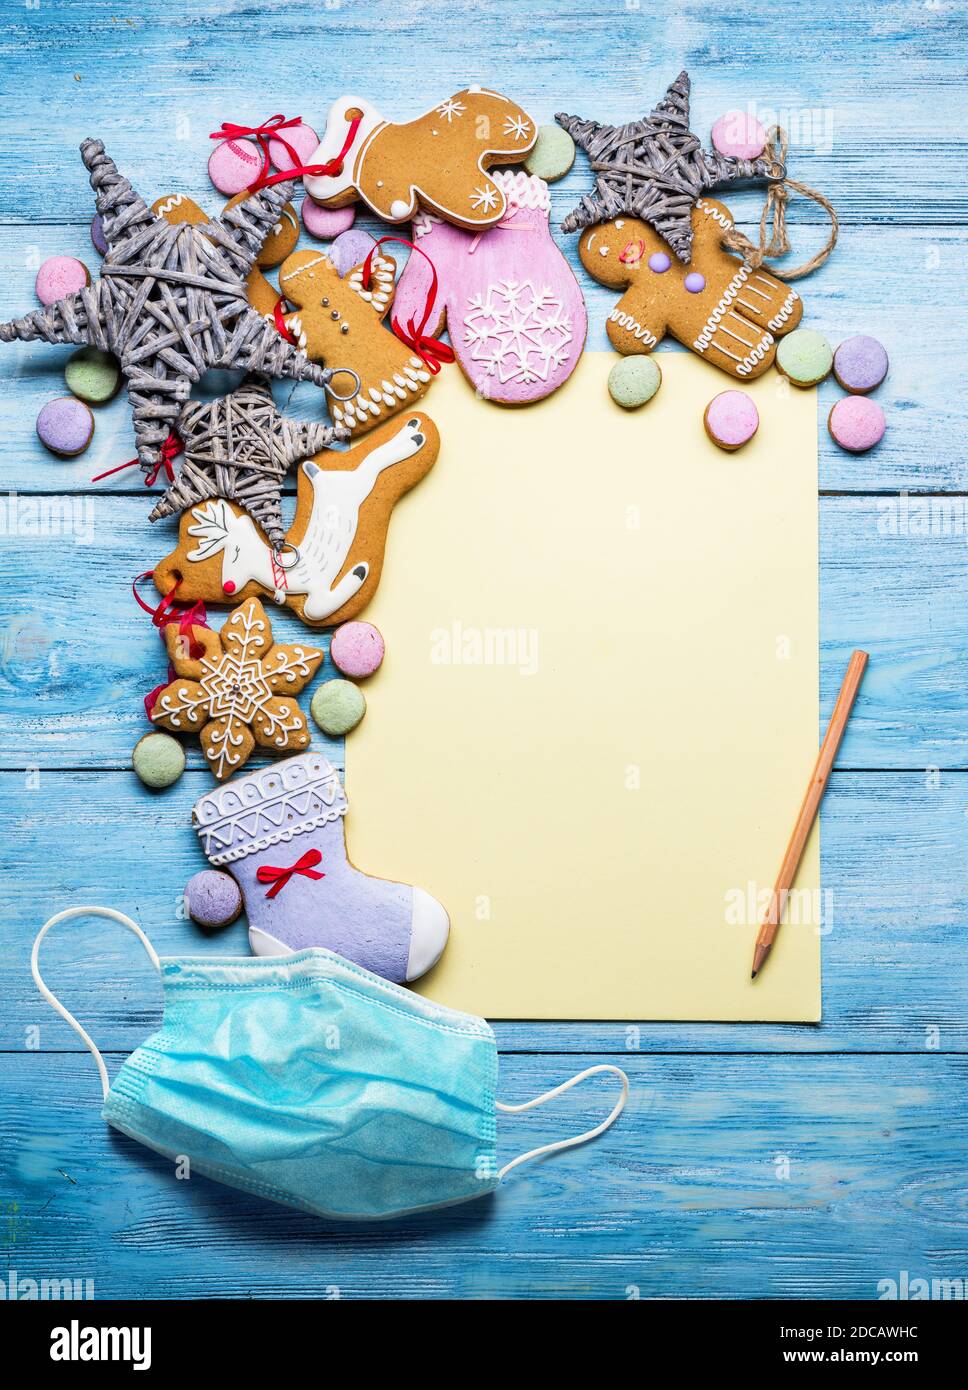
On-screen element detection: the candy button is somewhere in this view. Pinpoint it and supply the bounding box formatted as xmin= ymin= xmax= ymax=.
xmin=828 ymin=396 xmax=886 ymax=453
xmin=268 ymin=121 xmax=319 ymax=172
xmin=36 ymin=397 xmax=95 ymax=457
xmin=832 ymin=335 xmax=889 ymax=394
xmin=302 ymin=197 xmax=356 ymax=240
xmin=523 ymin=124 xmax=575 ymax=182
xmin=132 ymin=731 xmax=185 ymax=789
xmin=35 ymin=256 xmax=89 ymax=306
xmin=704 ymin=390 xmax=759 ymax=451
xmin=184 ymin=870 xmax=243 ymax=930
xmin=65 ymin=347 xmax=121 ymax=405
xmin=684 ymin=272 xmax=705 ymax=294
xmin=311 ymin=679 xmax=367 ymax=736
xmin=607 ymin=356 xmax=662 ymax=409
xmin=711 ymin=111 xmax=767 ymax=161
xmin=90 ymin=214 xmax=108 ymax=255
xmin=648 ymin=252 xmax=671 ymax=273
xmin=208 ymin=137 xmax=263 ymax=195
xmin=775 ymin=328 xmax=833 ymax=387
xmin=330 ymin=621 xmax=385 ymax=679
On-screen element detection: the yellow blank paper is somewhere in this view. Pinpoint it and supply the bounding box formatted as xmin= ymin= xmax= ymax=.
xmin=346 ymin=353 xmax=820 ymax=1020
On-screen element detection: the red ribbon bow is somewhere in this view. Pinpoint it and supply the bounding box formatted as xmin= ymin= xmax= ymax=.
xmin=210 ymin=111 xmax=364 ymax=196
xmin=361 ymin=236 xmax=456 ymax=376
xmin=256 ymin=848 xmax=325 ymax=899
xmin=91 ymin=429 xmax=184 ymax=488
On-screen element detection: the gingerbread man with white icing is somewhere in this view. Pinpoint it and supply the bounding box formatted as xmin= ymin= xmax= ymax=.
xmin=304 ymin=88 xmax=537 ymax=231
xmin=579 ymin=198 xmax=803 ymax=379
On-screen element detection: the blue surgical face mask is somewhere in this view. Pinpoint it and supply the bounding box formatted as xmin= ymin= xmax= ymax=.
xmin=32 ymin=908 xmax=628 ymax=1222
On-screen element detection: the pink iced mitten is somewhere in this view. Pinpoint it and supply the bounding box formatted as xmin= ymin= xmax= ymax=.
xmin=193 ymin=752 xmax=449 ymax=983
xmin=394 ymin=171 xmax=587 ymax=404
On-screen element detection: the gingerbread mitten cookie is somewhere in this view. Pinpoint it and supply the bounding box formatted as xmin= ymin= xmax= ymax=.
xmin=304 ymin=89 xmax=536 ymax=230
xmin=192 ymin=751 xmax=450 ymax=982
xmin=279 ymin=233 xmax=433 ymax=435
xmin=579 ymin=198 xmax=803 ymax=380
xmin=394 ymin=171 xmax=586 ymax=404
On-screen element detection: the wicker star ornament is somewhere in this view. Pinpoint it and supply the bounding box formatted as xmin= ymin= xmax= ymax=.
xmin=149 ymin=376 xmax=349 ymax=550
xmin=0 ymin=140 xmax=345 ymax=481
xmin=557 ymin=71 xmax=784 ymax=263
xmin=149 ymin=597 xmax=323 ymax=781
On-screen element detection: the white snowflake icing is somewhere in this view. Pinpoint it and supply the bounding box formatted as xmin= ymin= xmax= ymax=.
xmin=503 ymin=115 xmax=532 ymax=142
xmin=462 ymin=279 xmax=573 ymax=386
xmin=436 ymin=98 xmax=466 ymax=122
xmin=469 ymin=184 xmax=500 ymax=213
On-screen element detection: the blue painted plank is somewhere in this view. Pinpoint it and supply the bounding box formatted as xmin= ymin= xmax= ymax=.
xmin=1 ymin=1051 xmax=965 ymax=1299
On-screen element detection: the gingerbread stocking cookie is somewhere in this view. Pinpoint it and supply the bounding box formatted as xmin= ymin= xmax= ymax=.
xmin=153 ymin=412 xmax=439 ymax=628
xmin=192 ymin=751 xmax=450 ymax=982
xmin=579 ymin=198 xmax=803 ymax=379
xmin=394 ymin=170 xmax=586 ymax=404
xmin=278 ymin=233 xmax=433 ymax=435
xmin=304 ymin=88 xmax=536 ymax=230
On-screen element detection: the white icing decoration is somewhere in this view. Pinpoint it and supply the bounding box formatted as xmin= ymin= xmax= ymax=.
xmin=608 ymin=308 xmax=658 ymax=348
xmin=194 ymin=752 xmax=348 ymax=865
xmin=696 ymin=198 xmax=732 ymax=232
xmin=490 ymin=168 xmax=551 ymax=214
xmin=436 ymin=98 xmax=467 ymax=122
xmin=463 ymin=279 xmax=573 ymax=385
xmin=767 ymin=290 xmax=799 ymax=332
xmin=469 ymin=185 xmax=500 ymax=213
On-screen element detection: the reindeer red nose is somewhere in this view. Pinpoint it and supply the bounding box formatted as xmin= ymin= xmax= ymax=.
xmin=222 ymin=580 xmax=236 ymax=595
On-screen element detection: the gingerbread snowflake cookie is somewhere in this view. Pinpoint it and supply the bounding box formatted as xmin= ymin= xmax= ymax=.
xmin=579 ymin=198 xmax=803 ymax=380
xmin=304 ymin=88 xmax=537 ymax=231
xmin=149 ymin=596 xmax=323 ymax=781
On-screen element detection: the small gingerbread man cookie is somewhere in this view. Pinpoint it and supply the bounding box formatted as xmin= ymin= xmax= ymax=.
xmin=579 ymin=198 xmax=803 ymax=380
xmin=279 ymin=234 xmax=433 ymax=436
xmin=304 ymin=88 xmax=537 ymax=231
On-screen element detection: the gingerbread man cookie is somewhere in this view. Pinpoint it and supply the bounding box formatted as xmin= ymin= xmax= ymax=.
xmin=153 ymin=412 xmax=439 ymax=628
xmin=579 ymin=198 xmax=803 ymax=380
xmin=303 ymin=89 xmax=537 ymax=231
xmin=279 ymin=233 xmax=433 ymax=436
xmin=152 ymin=191 xmax=299 ymax=319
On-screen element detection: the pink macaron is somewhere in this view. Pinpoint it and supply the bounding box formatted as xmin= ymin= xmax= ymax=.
xmin=329 ymin=621 xmax=385 ymax=679
xmin=269 ymin=121 xmax=319 ymax=172
xmin=711 ymin=110 xmax=767 ymax=161
xmin=828 ymin=396 xmax=886 ymax=453
xmin=208 ymin=136 xmax=264 ymax=195
xmin=35 ymin=256 xmax=90 ymax=306
xmin=302 ymin=196 xmax=356 ymax=240
xmin=703 ymin=390 xmax=760 ymax=451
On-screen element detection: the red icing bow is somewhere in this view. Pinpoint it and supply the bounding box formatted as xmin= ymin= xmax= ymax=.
xmin=256 ymin=848 xmax=325 ymax=899
xmin=362 ymin=236 xmax=456 ymax=376
xmin=211 ymin=111 xmax=364 ymax=195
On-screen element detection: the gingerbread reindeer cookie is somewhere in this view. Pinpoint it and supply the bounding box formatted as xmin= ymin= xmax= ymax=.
xmin=152 ymin=191 xmax=299 ymax=319
xmin=153 ymin=412 xmax=439 ymax=628
xmin=279 ymin=232 xmax=433 ymax=436
xmin=579 ymin=198 xmax=803 ymax=379
xmin=303 ymin=89 xmax=537 ymax=230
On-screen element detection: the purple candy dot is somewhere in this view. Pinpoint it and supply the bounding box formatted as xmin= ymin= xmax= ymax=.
xmin=648 ymin=252 xmax=671 ymax=273
xmin=684 ymin=272 xmax=706 ymax=294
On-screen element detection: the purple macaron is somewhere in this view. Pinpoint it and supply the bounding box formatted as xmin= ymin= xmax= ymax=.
xmin=833 ymin=335 xmax=889 ymax=394
xmin=185 ymin=869 xmax=243 ymax=930
xmin=36 ymin=397 xmax=95 ymax=457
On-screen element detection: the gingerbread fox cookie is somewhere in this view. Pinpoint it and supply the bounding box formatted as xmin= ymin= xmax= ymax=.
xmin=279 ymin=233 xmax=433 ymax=437
xmin=153 ymin=412 xmax=438 ymax=628
xmin=579 ymin=198 xmax=803 ymax=380
xmin=151 ymin=192 xmax=299 ymax=319
xmin=303 ymin=89 xmax=537 ymax=231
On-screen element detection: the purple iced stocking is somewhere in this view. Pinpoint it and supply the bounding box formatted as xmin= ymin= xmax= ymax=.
xmin=193 ymin=753 xmax=449 ymax=983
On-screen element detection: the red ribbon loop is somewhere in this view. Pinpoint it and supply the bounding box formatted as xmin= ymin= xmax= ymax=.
xmin=91 ymin=429 xmax=183 ymax=487
xmin=133 ymin=571 xmax=208 ymax=661
xmin=361 ymin=236 xmax=455 ymax=376
xmin=235 ymin=112 xmax=364 ymax=196
xmin=256 ymin=848 xmax=325 ymax=899
xmin=273 ymin=294 xmax=299 ymax=345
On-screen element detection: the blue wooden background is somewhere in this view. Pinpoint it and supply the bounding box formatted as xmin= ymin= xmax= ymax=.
xmin=1 ymin=0 xmax=967 ymax=1300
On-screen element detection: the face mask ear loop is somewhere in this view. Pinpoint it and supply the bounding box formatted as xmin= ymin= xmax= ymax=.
xmin=31 ymin=907 xmax=161 ymax=1102
xmin=496 ymin=1063 xmax=630 ymax=1180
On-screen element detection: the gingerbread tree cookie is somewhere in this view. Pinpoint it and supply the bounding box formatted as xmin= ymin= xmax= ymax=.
xmin=304 ymin=89 xmax=537 ymax=230
xmin=0 ymin=140 xmax=336 ymax=481
xmin=578 ymin=198 xmax=803 ymax=380
xmin=149 ymin=596 xmax=323 ymax=781
xmin=279 ymin=234 xmax=433 ymax=436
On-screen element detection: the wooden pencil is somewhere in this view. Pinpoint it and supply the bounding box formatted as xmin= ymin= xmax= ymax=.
xmin=751 ymin=650 xmax=869 ymax=979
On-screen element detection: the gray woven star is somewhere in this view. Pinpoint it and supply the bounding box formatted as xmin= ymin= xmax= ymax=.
xmin=0 ymin=140 xmax=340 ymax=480
xmin=149 ymin=375 xmax=348 ymax=549
xmin=557 ymin=71 xmax=783 ymax=262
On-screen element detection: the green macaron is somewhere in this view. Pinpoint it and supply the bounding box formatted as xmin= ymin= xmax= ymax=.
xmin=607 ymin=356 xmax=662 ymax=409
xmin=65 ymin=347 xmax=122 ymax=405
xmin=524 ymin=124 xmax=576 ymax=182
xmin=133 ymin=731 xmax=186 ymax=789
xmin=775 ymin=328 xmax=833 ymax=388
xmin=310 ymin=680 xmax=366 ymax=736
